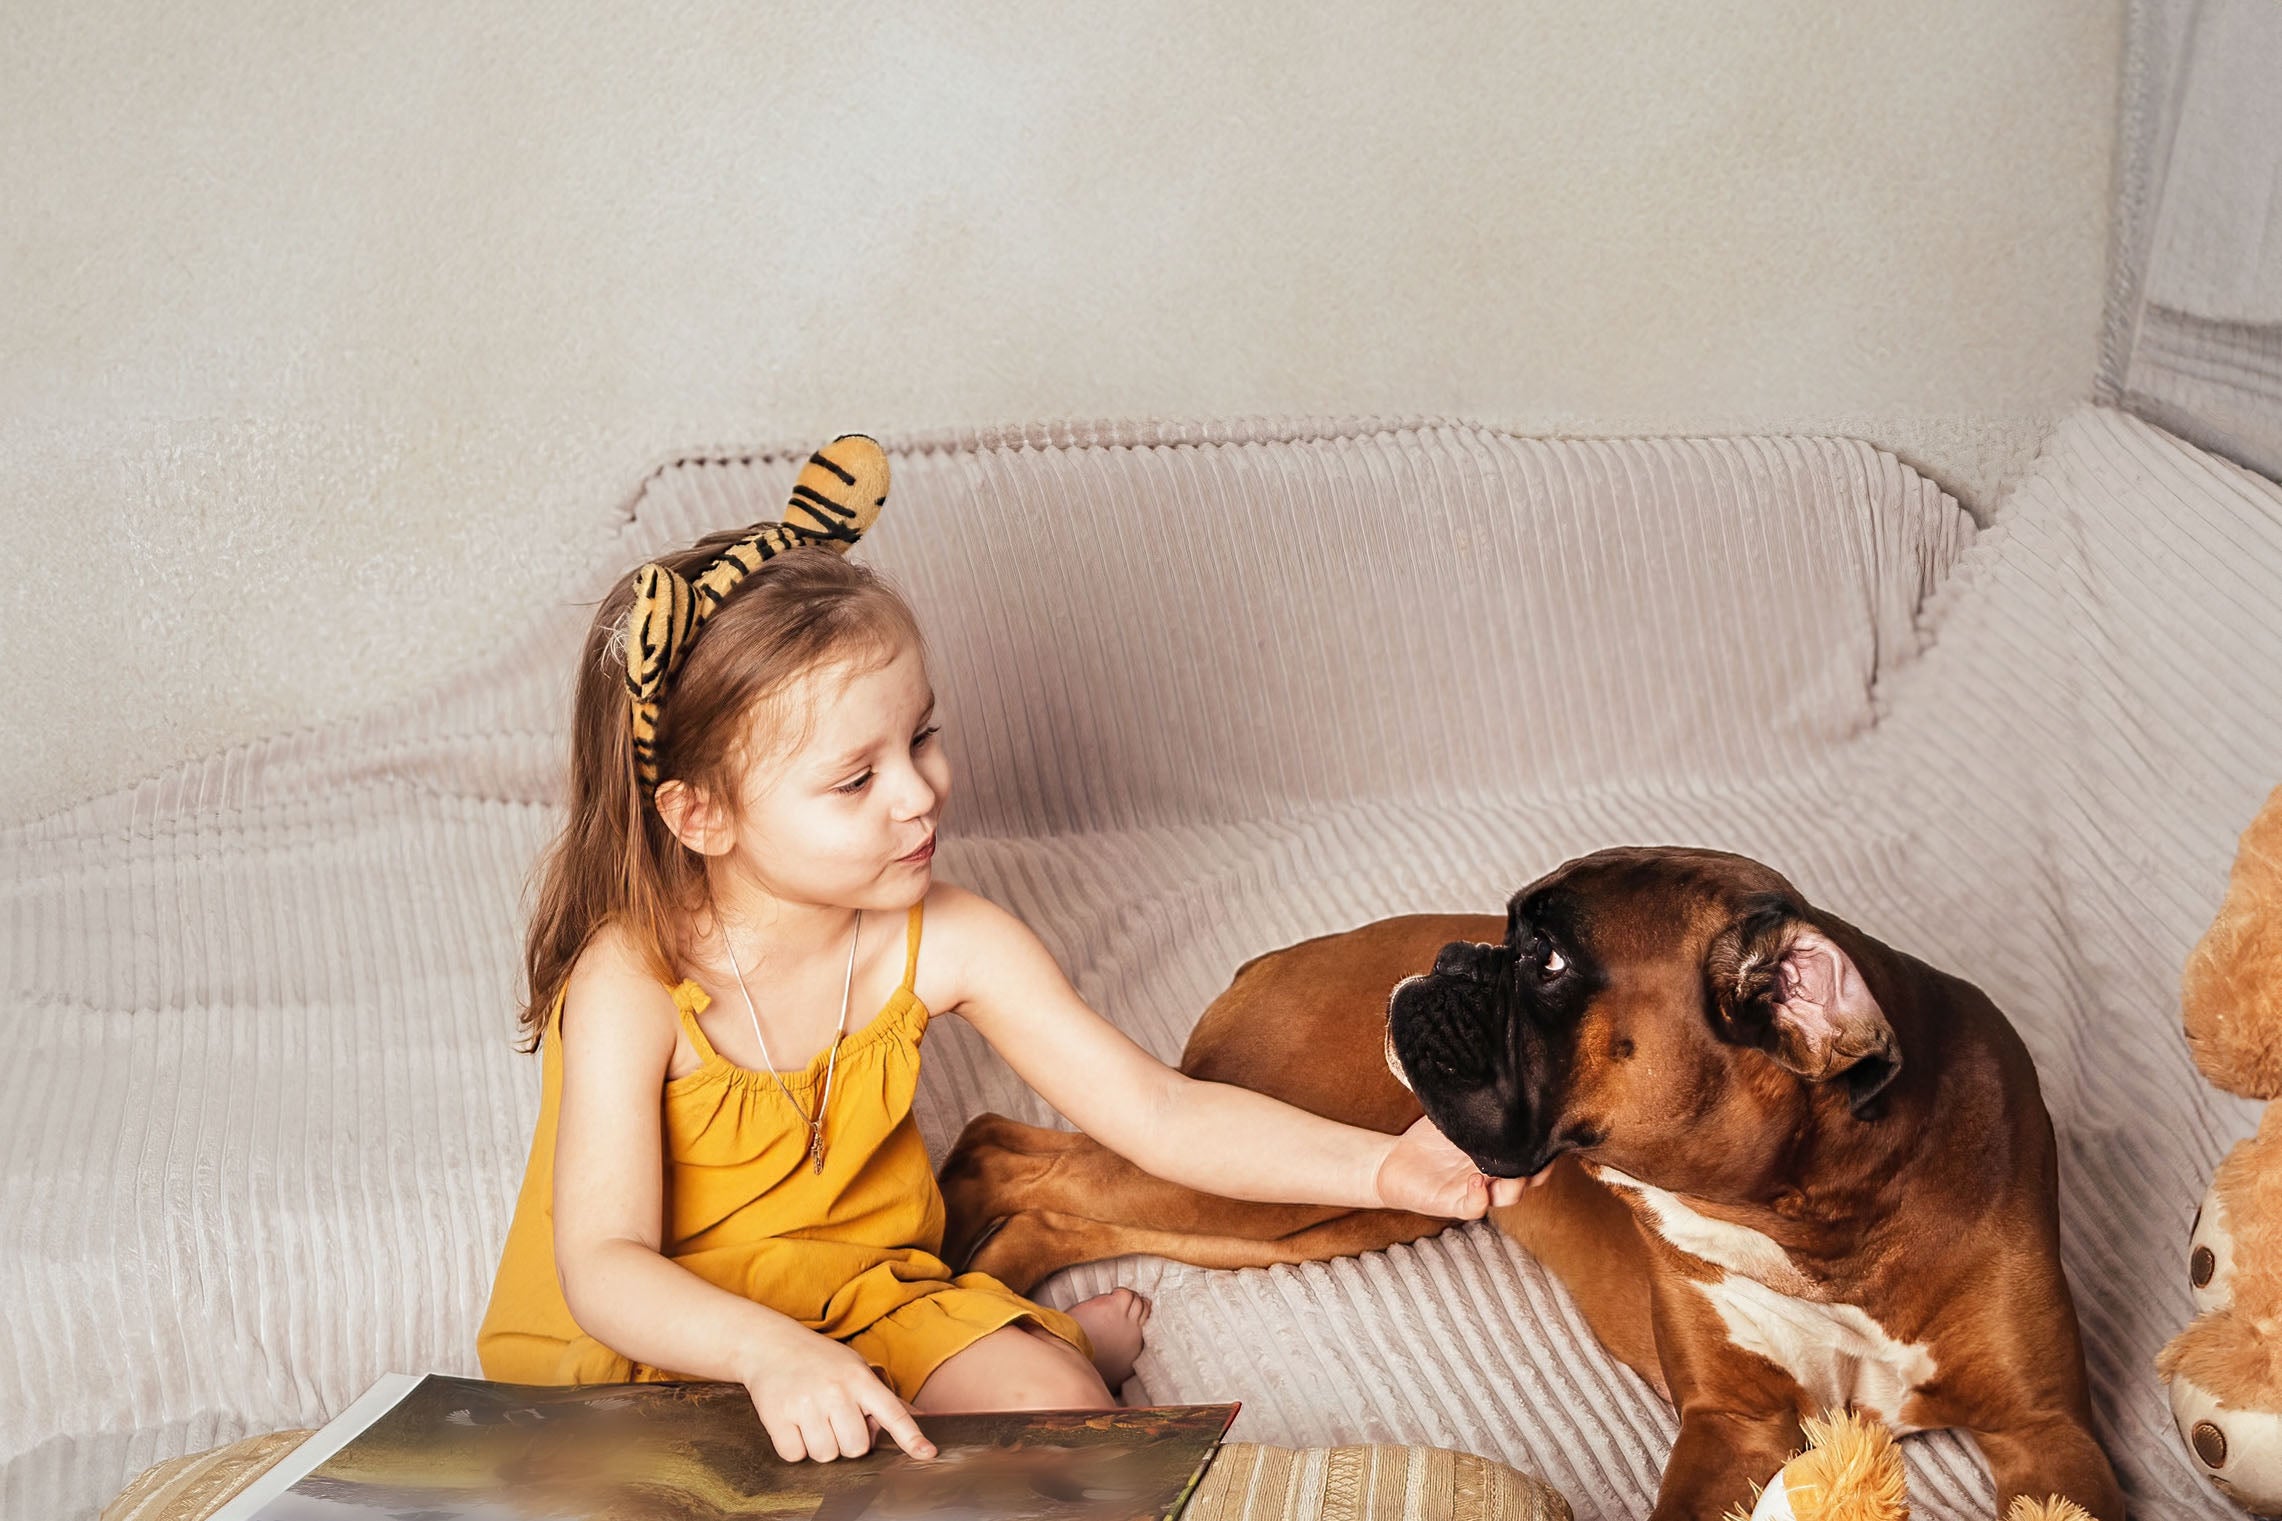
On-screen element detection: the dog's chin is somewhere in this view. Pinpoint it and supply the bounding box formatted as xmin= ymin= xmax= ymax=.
xmin=1458 ymin=1128 xmax=1573 ymax=1182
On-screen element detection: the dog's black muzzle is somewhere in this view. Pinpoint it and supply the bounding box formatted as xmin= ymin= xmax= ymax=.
xmin=1386 ymin=942 xmax=1568 ymax=1178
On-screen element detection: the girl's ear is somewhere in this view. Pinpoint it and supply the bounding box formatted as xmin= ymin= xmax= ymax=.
xmin=653 ymin=779 xmax=737 ymax=857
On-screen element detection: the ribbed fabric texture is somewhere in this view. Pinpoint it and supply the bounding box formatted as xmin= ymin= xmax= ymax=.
xmin=2112 ymin=0 xmax=2282 ymax=477
xmin=2124 ymin=304 xmax=2282 ymax=479
xmin=7 ymin=411 xmax=2273 ymax=1520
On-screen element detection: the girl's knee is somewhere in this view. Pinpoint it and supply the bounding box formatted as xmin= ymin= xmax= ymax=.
xmin=981 ymin=1327 xmax=1112 ymax=1409
xmin=1003 ymin=1348 xmax=1112 ymax=1410
xmin=916 ymin=1325 xmax=1112 ymax=1412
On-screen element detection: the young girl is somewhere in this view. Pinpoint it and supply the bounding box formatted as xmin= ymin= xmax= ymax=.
xmin=477 ymin=437 xmax=1522 ymax=1469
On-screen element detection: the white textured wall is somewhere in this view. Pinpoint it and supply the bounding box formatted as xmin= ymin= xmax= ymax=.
xmin=0 ymin=2 xmax=2121 ymax=824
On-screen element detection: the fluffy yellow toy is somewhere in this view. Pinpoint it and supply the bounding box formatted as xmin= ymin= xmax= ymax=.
xmin=1731 ymin=1410 xmax=2095 ymax=1521
xmin=2159 ymin=784 xmax=2282 ymax=1515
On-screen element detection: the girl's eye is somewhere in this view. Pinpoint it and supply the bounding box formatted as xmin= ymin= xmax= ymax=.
xmin=912 ymin=724 xmax=940 ymax=749
xmin=833 ymin=771 xmax=871 ymax=795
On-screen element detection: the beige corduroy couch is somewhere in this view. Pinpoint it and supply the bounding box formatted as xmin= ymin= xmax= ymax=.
xmin=6 ymin=409 xmax=2280 ymax=1520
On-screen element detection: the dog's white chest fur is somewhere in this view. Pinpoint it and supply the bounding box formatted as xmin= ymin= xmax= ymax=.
xmin=1592 ymin=1166 xmax=1937 ymax=1433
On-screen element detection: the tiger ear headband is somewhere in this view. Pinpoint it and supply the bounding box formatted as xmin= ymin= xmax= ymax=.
xmin=624 ymin=433 xmax=891 ymax=797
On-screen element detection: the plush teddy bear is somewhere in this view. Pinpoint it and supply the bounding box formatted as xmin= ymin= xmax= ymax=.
xmin=2158 ymin=783 xmax=2282 ymax=1515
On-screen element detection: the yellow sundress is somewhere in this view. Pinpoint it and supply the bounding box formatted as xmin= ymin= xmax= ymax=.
xmin=476 ymin=902 xmax=1090 ymax=1399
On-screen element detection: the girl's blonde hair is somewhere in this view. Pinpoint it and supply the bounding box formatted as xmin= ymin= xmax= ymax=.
xmin=519 ymin=536 xmax=923 ymax=1050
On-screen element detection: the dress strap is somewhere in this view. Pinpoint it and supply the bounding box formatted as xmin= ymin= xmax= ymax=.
xmin=900 ymin=902 xmax=924 ymax=992
xmin=670 ymin=981 xmax=720 ymax=1063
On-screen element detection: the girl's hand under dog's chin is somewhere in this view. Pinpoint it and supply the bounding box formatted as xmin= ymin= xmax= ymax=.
xmin=1373 ymin=1115 xmax=1534 ymax=1218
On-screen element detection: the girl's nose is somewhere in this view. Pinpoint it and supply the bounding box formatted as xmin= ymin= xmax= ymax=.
xmin=886 ymin=759 xmax=938 ymax=820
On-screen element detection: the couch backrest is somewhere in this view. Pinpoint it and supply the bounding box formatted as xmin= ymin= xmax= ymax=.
xmin=632 ymin=422 xmax=1972 ymax=836
xmin=11 ymin=421 xmax=1970 ymax=852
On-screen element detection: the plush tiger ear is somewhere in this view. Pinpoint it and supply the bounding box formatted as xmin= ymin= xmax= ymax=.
xmin=624 ymin=435 xmax=890 ymax=797
xmin=784 ymin=433 xmax=889 ymax=544
xmin=689 ymin=435 xmax=890 ymax=614
xmin=625 ymin=561 xmax=698 ymax=794
xmin=625 ymin=562 xmax=697 ymax=704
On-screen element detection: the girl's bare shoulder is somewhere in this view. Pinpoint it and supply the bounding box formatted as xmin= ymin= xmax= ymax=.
xmin=559 ymin=919 xmax=683 ymax=1067
xmin=912 ymin=881 xmax=1037 ymax=1013
xmin=915 ymin=880 xmax=1018 ymax=950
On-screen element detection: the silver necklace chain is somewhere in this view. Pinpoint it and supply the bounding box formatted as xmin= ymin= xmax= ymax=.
xmin=721 ymin=908 xmax=862 ymax=1175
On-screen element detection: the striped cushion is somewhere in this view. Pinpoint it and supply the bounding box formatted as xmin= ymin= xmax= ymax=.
xmin=100 ymin=1432 xmax=311 ymax=1521
xmin=1187 ymin=1444 xmax=1570 ymax=1521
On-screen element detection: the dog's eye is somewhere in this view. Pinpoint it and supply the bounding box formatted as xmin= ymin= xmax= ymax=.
xmin=1543 ymin=946 xmax=1567 ymax=976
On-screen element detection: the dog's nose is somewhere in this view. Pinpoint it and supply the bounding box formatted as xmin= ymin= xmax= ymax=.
xmin=1432 ymin=940 xmax=1502 ymax=980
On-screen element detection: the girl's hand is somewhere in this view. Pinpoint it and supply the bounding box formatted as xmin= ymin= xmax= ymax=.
xmin=1374 ymin=1115 xmax=1534 ymax=1218
xmin=738 ymin=1325 xmax=937 ymax=1463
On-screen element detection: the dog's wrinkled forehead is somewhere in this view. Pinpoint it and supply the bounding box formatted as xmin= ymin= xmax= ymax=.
xmin=1509 ymin=847 xmax=1801 ymax=959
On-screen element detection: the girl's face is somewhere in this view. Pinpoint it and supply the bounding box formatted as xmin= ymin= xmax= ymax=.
xmin=721 ymin=640 xmax=949 ymax=913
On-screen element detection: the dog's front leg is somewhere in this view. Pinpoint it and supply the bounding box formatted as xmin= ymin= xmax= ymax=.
xmin=1651 ymin=1406 xmax=1805 ymax=1521
xmin=1645 ymin=1274 xmax=1809 ymax=1521
xmin=1974 ymin=1416 xmax=2125 ymax=1521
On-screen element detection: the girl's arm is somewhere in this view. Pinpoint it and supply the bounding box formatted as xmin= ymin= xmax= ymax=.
xmin=551 ymin=926 xmax=933 ymax=1462
xmin=934 ymin=887 xmax=1523 ymax=1218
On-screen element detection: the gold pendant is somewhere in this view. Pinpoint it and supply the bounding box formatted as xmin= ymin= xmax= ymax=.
xmin=809 ymin=1126 xmax=826 ymax=1175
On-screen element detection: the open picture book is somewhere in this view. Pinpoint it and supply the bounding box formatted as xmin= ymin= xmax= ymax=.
xmin=208 ymin=1373 xmax=1239 ymax=1521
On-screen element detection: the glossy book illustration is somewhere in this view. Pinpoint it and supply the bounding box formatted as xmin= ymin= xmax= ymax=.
xmin=210 ymin=1374 xmax=1240 ymax=1521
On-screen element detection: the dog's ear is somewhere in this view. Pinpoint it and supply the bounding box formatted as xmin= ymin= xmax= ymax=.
xmin=1706 ymin=898 xmax=1901 ymax=1117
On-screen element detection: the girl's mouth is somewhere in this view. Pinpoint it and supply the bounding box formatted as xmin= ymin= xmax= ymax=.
xmin=896 ymin=835 xmax=936 ymax=865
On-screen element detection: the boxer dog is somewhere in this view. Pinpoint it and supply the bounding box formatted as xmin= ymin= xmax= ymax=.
xmin=939 ymin=847 xmax=2123 ymax=1520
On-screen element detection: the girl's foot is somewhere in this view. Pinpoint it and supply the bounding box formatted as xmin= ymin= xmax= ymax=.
xmin=1068 ymin=1287 xmax=1151 ymax=1388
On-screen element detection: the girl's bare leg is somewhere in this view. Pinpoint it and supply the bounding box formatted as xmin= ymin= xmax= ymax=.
xmin=909 ymin=1321 xmax=1115 ymax=1413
